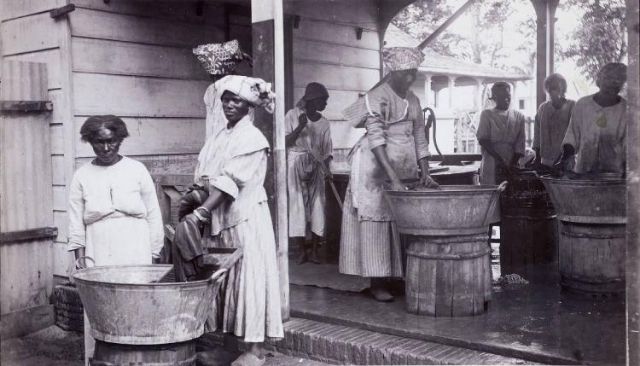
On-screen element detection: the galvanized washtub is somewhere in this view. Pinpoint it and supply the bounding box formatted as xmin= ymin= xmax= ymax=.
xmin=385 ymin=185 xmax=502 ymax=316
xmin=540 ymin=177 xmax=626 ymax=293
xmin=73 ymin=255 xmax=234 ymax=345
xmin=540 ymin=176 xmax=626 ymax=224
xmin=385 ymin=185 xmax=502 ymax=236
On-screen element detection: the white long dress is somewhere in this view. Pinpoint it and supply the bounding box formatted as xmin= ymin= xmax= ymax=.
xmin=195 ymin=115 xmax=284 ymax=343
xmin=67 ymin=156 xmax=164 ymax=365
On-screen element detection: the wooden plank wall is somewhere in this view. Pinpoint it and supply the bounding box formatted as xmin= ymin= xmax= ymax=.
xmin=0 ymin=0 xmax=75 ymax=278
xmin=285 ymin=0 xmax=381 ymax=152
xmin=67 ymin=0 xmax=249 ymax=275
xmin=0 ymin=61 xmax=55 ymax=337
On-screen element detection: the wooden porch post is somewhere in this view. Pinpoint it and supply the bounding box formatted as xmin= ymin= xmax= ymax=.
xmin=531 ymin=0 xmax=548 ymax=108
xmin=546 ymin=0 xmax=559 ymax=75
xmin=625 ymin=1 xmax=639 ymax=364
xmin=474 ymin=77 xmax=484 ymax=111
xmin=447 ymin=75 xmax=456 ymax=109
xmin=424 ymin=74 xmax=432 ymax=107
xmin=251 ymin=0 xmax=289 ymax=320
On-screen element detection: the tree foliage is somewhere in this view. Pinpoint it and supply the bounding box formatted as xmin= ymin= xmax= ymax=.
xmin=559 ymin=0 xmax=627 ymax=82
xmin=391 ymin=0 xmax=534 ymax=73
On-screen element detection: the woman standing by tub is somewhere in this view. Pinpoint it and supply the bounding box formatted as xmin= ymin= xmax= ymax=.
xmin=173 ymin=75 xmax=283 ymax=366
xmin=476 ymin=82 xmax=526 ymax=185
xmin=339 ymin=47 xmax=439 ymax=302
xmin=67 ymin=115 xmax=164 ymax=365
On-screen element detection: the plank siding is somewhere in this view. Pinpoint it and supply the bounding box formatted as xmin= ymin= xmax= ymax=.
xmin=69 ymin=8 xmax=225 ymax=48
xmin=72 ymin=38 xmax=209 ymax=80
xmin=72 ymin=73 xmax=209 ymax=118
xmin=72 ymin=0 xmax=226 ymax=24
xmin=286 ymin=1 xmax=381 ymax=156
xmin=0 ymin=0 xmax=66 ymax=22
xmin=74 ymin=117 xmax=206 ymax=157
xmin=65 ymin=2 xmax=243 ymax=279
xmin=1 ymin=12 xmax=60 ymax=55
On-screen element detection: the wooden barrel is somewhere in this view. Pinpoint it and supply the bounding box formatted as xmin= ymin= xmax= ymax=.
xmin=559 ymin=222 xmax=625 ymax=294
xmin=90 ymin=340 xmax=196 ymax=366
xmin=500 ymin=171 xmax=558 ymax=276
xmin=405 ymin=234 xmax=491 ymax=316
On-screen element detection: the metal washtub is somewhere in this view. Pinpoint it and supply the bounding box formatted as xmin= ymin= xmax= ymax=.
xmin=385 ymin=185 xmax=502 ymax=236
xmin=385 ymin=185 xmax=502 ymax=316
xmin=73 ymin=248 xmax=241 ymax=345
xmin=540 ymin=176 xmax=626 ymax=224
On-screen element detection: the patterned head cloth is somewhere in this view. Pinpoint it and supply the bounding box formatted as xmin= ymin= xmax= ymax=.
xmin=218 ymin=75 xmax=276 ymax=113
xmin=382 ymin=47 xmax=424 ymax=72
xmin=193 ymin=40 xmax=247 ymax=75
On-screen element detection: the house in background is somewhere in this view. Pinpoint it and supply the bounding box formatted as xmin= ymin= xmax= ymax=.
xmin=383 ymin=24 xmax=533 ymax=154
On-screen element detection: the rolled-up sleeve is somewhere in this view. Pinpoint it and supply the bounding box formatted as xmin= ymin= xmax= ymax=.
xmin=365 ymin=116 xmax=386 ymax=149
xmin=139 ymin=169 xmax=164 ymax=257
xmin=67 ymin=174 xmax=86 ymax=251
xmin=210 ymin=149 xmax=268 ymax=199
xmin=412 ymin=102 xmax=429 ymax=160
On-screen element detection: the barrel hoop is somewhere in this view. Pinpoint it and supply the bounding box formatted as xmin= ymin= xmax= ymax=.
xmin=502 ymin=214 xmax=557 ymax=220
xmin=560 ymin=230 xmax=626 ymax=239
xmin=558 ymin=214 xmax=626 ymax=225
xmin=406 ymin=247 xmax=490 ymax=260
xmin=560 ymin=273 xmax=625 ymax=284
xmin=407 ymin=234 xmax=488 ymax=244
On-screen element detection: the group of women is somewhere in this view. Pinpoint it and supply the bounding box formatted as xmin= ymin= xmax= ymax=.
xmin=477 ymin=61 xmax=627 ymax=185
xmin=68 ymin=38 xmax=628 ymax=366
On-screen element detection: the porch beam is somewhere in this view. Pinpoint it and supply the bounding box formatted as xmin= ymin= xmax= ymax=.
xmin=251 ymin=0 xmax=289 ymax=321
xmin=417 ymin=0 xmax=477 ymax=50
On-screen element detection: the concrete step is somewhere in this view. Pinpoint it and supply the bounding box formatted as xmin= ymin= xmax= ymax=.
xmin=200 ymin=317 xmax=535 ymax=365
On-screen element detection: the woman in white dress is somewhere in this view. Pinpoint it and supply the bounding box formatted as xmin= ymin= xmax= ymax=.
xmin=67 ymin=115 xmax=164 ymax=365
xmin=176 ymin=75 xmax=283 ymax=366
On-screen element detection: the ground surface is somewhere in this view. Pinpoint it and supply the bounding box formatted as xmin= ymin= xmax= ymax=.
xmin=289 ymin=264 xmax=626 ymax=365
xmin=0 ymin=326 xmax=331 ymax=366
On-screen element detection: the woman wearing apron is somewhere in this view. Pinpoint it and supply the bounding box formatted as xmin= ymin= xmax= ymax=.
xmin=339 ymin=47 xmax=439 ymax=302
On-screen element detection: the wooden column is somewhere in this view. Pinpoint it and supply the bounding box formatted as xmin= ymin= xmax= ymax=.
xmin=447 ymin=75 xmax=456 ymax=109
xmin=531 ymin=0 xmax=548 ymax=108
xmin=474 ymin=77 xmax=484 ymax=111
xmin=626 ymin=0 xmax=640 ymax=364
xmin=251 ymin=0 xmax=289 ymax=320
xmin=424 ymin=74 xmax=432 ymax=107
xmin=546 ymin=0 xmax=559 ymax=75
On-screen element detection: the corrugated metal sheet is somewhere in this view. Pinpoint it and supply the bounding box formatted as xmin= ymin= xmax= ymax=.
xmin=1 ymin=60 xmax=54 ymax=314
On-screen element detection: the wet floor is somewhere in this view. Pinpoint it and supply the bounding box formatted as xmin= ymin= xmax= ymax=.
xmin=290 ymin=263 xmax=626 ymax=365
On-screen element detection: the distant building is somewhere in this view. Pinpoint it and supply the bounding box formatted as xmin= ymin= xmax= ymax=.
xmin=384 ymin=24 xmax=534 ymax=154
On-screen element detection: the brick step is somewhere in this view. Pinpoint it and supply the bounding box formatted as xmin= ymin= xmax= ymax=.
xmin=200 ymin=318 xmax=535 ymax=365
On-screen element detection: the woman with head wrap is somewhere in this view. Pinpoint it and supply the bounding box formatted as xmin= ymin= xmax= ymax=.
xmin=556 ymin=63 xmax=627 ymax=177
xmin=173 ymin=74 xmax=283 ymax=366
xmin=285 ymin=82 xmax=332 ymax=264
xmin=339 ymin=47 xmax=439 ymax=302
xmin=476 ymin=82 xmax=526 ymax=184
xmin=67 ymin=115 xmax=164 ymax=365
xmin=532 ymin=73 xmax=575 ymax=170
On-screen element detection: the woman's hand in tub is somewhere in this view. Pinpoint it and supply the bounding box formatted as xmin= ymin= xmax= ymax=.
xmin=419 ymin=174 xmax=440 ymax=189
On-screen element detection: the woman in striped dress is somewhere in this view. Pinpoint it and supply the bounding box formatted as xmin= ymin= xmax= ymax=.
xmin=339 ymin=47 xmax=439 ymax=302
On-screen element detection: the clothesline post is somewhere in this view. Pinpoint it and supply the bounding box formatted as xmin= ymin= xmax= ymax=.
xmin=251 ymin=0 xmax=289 ymax=321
